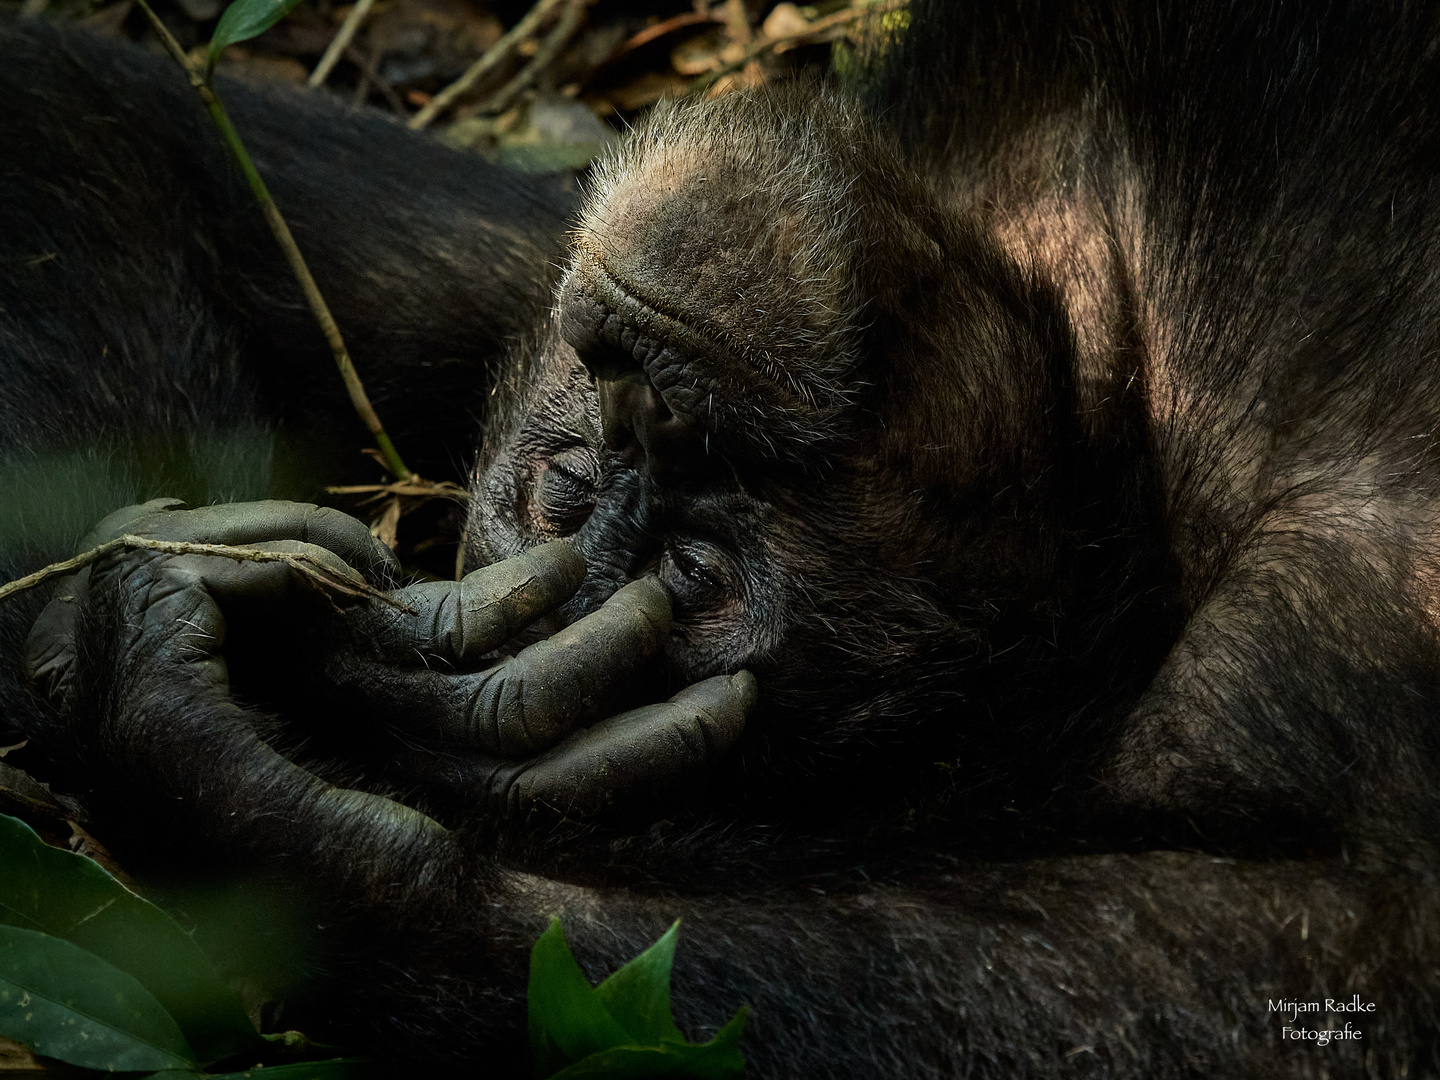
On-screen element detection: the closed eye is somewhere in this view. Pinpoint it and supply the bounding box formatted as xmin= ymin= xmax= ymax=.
xmin=666 ymin=542 xmax=721 ymax=589
xmin=532 ymin=447 xmax=598 ymax=534
xmin=659 ymin=538 xmax=734 ymax=610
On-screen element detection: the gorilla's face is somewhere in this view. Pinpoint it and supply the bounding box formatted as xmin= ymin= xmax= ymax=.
xmin=467 ymin=89 xmax=1103 ymax=780
xmin=469 ymin=326 xmax=794 ymax=683
xmin=467 ymin=314 xmax=893 ymax=750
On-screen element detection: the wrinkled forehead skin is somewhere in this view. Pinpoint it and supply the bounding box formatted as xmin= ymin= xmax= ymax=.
xmin=560 ymin=90 xmax=879 ymax=460
xmin=468 ymin=86 xmax=1068 ymax=787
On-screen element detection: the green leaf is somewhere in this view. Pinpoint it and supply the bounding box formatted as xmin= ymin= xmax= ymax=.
xmin=0 ymin=814 xmax=259 ymax=1063
xmin=594 ymin=922 xmax=683 ymax=1045
xmin=529 ymin=918 xmax=633 ymax=1075
xmin=207 ymin=0 xmax=307 ymax=72
xmin=528 ymin=919 xmax=747 ymax=1080
xmin=0 ymin=924 xmax=196 ymax=1072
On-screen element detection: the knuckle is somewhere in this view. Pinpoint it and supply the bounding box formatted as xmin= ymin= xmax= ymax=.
xmin=487 ymin=764 xmax=530 ymax=818
xmin=666 ymin=709 xmax=710 ymax=761
xmin=305 ymin=504 xmax=359 ymax=541
xmin=467 ymin=676 xmax=502 ymax=749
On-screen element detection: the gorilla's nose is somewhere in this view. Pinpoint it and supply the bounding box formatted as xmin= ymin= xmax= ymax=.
xmin=558 ymin=281 xmax=710 ymax=482
xmin=592 ymin=365 xmax=705 ymax=481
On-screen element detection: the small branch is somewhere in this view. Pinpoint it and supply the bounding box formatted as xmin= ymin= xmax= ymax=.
xmin=310 ymin=0 xmax=377 ymax=89
xmin=326 ymin=476 xmax=469 ymax=552
xmin=611 ymin=11 xmax=719 ymax=58
xmin=689 ymin=0 xmax=906 ymax=95
xmin=135 ymin=0 xmax=414 ymax=483
xmin=346 ymin=45 xmax=406 ymax=113
xmin=454 ymin=526 xmax=469 ymax=581
xmin=327 ymin=480 xmax=470 ymax=501
xmin=407 ymin=0 xmax=569 ymax=130
xmin=135 ymin=0 xmax=208 ymax=79
xmin=0 ymin=536 xmax=416 ymax=613
xmin=476 ymin=0 xmax=586 ymax=117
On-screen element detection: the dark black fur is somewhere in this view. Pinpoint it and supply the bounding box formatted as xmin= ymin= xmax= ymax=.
xmin=2 ymin=3 xmax=1439 ymax=1077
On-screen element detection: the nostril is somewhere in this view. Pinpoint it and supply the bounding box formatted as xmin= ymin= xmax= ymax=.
xmin=561 ymin=298 xmax=708 ymax=479
xmin=577 ymin=338 xmax=639 ymax=382
xmin=594 ymin=368 xmax=704 ymax=479
xmin=595 ymin=369 xmax=650 ymax=461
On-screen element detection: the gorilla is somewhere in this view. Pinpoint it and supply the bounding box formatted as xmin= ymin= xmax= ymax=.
xmin=2 ymin=1 xmax=1439 ymax=1077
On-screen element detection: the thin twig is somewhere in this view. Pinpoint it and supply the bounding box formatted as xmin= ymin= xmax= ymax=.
xmin=327 ymin=480 xmax=470 ymax=501
xmin=309 ymin=0 xmax=377 ymax=88
xmin=611 ymin=11 xmax=718 ymax=58
xmin=347 ymin=45 xmax=406 ymax=113
xmin=408 ymin=0 xmax=569 ymax=130
xmin=476 ymin=0 xmax=586 ymax=116
xmin=134 ymin=0 xmax=414 ymax=483
xmin=689 ymin=0 xmax=906 ymax=95
xmin=352 ymin=62 xmax=373 ymax=106
xmin=0 ymin=536 xmax=416 ymax=612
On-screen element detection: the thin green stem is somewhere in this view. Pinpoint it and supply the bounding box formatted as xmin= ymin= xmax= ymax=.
xmin=134 ymin=0 xmax=414 ymax=482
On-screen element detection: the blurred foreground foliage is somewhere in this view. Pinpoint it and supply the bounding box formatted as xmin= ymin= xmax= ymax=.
xmin=0 ymin=814 xmax=747 ymax=1077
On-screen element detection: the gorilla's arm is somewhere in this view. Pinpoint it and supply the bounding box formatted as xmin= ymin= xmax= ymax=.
xmin=34 ymin=663 xmax=1440 ymax=1080
xmin=1104 ymin=526 xmax=1440 ymax=860
xmin=530 ymin=854 xmax=1437 ymax=1079
xmin=0 ymin=14 xmax=575 ymax=491
xmin=17 ymin=503 xmax=1431 ymax=1079
xmin=23 ymin=511 xmax=1435 ymax=1077
xmin=0 ymin=13 xmax=579 ymax=751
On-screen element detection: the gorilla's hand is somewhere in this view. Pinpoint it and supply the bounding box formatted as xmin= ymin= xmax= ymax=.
xmin=25 ymin=499 xmax=753 ymax=824
xmin=329 ymin=546 xmax=755 ymax=816
xmin=25 ymin=498 xmax=399 ymax=709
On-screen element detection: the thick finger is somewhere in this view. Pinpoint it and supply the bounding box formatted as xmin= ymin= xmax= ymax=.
xmin=129 ymin=564 xmax=232 ymax=689
xmin=498 ymin=671 xmax=756 ymax=816
xmin=340 ymin=576 xmax=673 ymax=755
xmin=80 ymin=498 xmax=188 ymax=550
xmin=363 ymin=541 xmax=585 ymax=664
xmin=439 ymin=575 xmax=672 ymax=753
xmin=160 ymin=540 xmax=367 ymax=607
xmin=124 ymin=501 xmax=398 ymax=584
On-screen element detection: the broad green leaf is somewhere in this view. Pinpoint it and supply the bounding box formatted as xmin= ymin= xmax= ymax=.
xmin=529 ymin=918 xmax=632 ymax=1074
xmin=207 ymin=0 xmax=307 ymax=72
xmin=594 ymin=922 xmax=682 ymax=1045
xmin=0 ymin=814 xmax=258 ymax=1062
xmin=676 ymin=1007 xmax=748 ymax=1080
xmin=0 ymin=924 xmax=196 ymax=1072
xmin=529 ymin=919 xmax=748 ymax=1079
